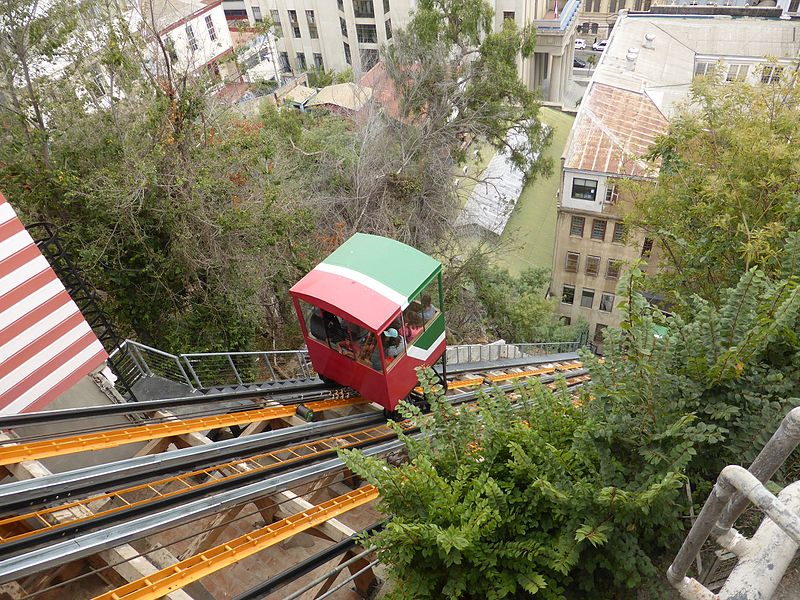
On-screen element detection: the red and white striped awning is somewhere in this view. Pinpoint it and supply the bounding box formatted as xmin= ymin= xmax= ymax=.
xmin=0 ymin=194 xmax=107 ymax=415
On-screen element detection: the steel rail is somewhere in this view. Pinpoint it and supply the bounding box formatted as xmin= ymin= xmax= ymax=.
xmin=0 ymin=411 xmax=386 ymax=515
xmin=231 ymin=521 xmax=385 ymax=600
xmin=0 ymin=420 xmax=401 ymax=556
xmin=0 ymin=442 xmax=402 ymax=584
xmin=89 ymin=485 xmax=380 ymax=600
xmin=0 ymin=379 xmax=333 ymax=429
xmin=0 ymin=396 xmax=370 ymax=467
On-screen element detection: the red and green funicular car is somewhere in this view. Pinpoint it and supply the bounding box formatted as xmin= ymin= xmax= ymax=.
xmin=289 ymin=233 xmax=446 ymax=412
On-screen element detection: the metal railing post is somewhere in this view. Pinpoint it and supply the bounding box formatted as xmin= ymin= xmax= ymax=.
xmin=262 ymin=353 xmax=277 ymax=381
xmin=130 ymin=343 xmax=153 ymax=377
xmin=226 ymin=354 xmax=243 ymax=385
xmin=181 ymin=356 xmax=203 ymax=389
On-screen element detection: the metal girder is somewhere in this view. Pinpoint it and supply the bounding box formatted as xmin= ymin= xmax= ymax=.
xmin=0 ymin=441 xmax=402 ymax=584
xmin=0 ymin=412 xmax=384 ymax=514
xmin=90 ymin=485 xmax=380 ymax=600
xmin=0 ymin=396 xmax=370 ymax=467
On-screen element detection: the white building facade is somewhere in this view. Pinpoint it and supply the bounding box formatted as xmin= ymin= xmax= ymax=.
xmin=238 ymin=0 xmax=579 ymax=105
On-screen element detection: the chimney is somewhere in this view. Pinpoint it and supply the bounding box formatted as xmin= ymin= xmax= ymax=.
xmin=625 ymin=51 xmax=638 ymax=70
xmin=643 ymin=33 xmax=655 ymax=49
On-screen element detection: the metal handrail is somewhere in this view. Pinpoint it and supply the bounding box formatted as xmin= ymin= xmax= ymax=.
xmin=113 ymin=339 xmax=586 ymax=394
xmin=668 ymin=406 xmax=800 ymax=598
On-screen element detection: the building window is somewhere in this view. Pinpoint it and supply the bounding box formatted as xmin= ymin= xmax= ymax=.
xmin=361 ymin=48 xmax=379 ymax=69
xmin=600 ymin=293 xmax=615 ymax=313
xmin=560 ymin=316 xmax=572 ymax=325
xmin=296 ymin=52 xmax=306 ymax=70
xmin=761 ymin=65 xmax=783 ymax=84
xmin=384 ymin=0 xmax=390 ymax=12
xmin=580 ymin=288 xmax=595 ymax=309
xmin=306 ymin=10 xmax=318 ymax=38
xmin=185 ymin=24 xmax=198 ymax=51
xmin=340 ymin=17 xmax=348 ymax=37
xmin=612 ymin=222 xmax=625 ymax=244
xmin=503 ymin=11 xmax=515 ymax=20
xmin=606 ymin=259 xmax=621 ymax=279
xmin=288 ymin=10 xmax=301 ymax=37
xmin=385 ymin=19 xmax=392 ymax=39
xmin=271 ymin=10 xmax=282 ymax=36
xmin=591 ymin=22 xmax=598 ymax=33
xmin=343 ymin=42 xmax=351 ymax=64
xmin=338 ymin=0 xmax=344 ymax=10
xmin=618 ymin=0 xmax=626 ymax=8
xmin=604 ymin=185 xmax=618 ymax=204
xmin=572 ymin=178 xmax=598 ymax=201
xmin=570 ymin=216 xmax=585 ymax=237
xmin=610 ymin=0 xmax=617 ymax=12
xmin=591 ymin=219 xmax=607 ymax=241
xmin=562 ymin=285 xmax=576 ymax=305
xmin=314 ymin=53 xmax=323 ymax=69
xmin=641 ymin=237 xmax=654 ymax=258
xmin=634 ymin=0 xmax=642 ymax=9
xmin=353 ymin=0 xmax=375 ymax=18
xmin=726 ymin=64 xmax=748 ymax=82
xmin=357 ymin=24 xmax=378 ymax=43
xmin=279 ymin=52 xmax=290 ymax=72
xmin=594 ymin=323 xmax=607 ymax=343
xmin=586 ymin=255 xmax=600 ymax=276
xmin=565 ymin=252 xmax=580 ymax=273
xmin=694 ymin=61 xmax=714 ymax=78
xmin=205 ymin=15 xmax=217 ymax=41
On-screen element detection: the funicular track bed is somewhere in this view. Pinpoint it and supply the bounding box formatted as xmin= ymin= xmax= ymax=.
xmin=0 ymin=355 xmax=590 ymax=598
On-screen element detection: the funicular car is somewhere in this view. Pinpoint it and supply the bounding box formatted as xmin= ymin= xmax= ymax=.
xmin=289 ymin=233 xmax=446 ymax=413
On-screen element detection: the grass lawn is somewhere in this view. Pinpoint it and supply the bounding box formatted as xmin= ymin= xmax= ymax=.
xmin=495 ymin=108 xmax=575 ymax=274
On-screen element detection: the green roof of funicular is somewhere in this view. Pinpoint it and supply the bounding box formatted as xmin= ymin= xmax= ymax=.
xmin=321 ymin=233 xmax=442 ymax=302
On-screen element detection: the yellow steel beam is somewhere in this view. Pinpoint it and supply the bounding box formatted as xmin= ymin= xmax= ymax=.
xmin=0 ymin=396 xmax=369 ymax=467
xmin=0 ymin=420 xmax=397 ymax=545
xmin=486 ymin=366 xmax=556 ymax=383
xmin=91 ymin=485 xmax=379 ymax=600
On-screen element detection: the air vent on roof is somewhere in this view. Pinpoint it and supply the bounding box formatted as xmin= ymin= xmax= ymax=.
xmin=625 ymin=51 xmax=637 ymax=71
xmin=643 ymin=33 xmax=655 ymax=49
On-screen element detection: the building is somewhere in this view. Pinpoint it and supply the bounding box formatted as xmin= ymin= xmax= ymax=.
xmin=550 ymin=11 xmax=800 ymax=346
xmin=240 ymin=0 xmax=579 ymax=105
xmin=577 ymin=0 xmax=800 ymax=43
xmin=132 ymin=0 xmax=237 ymax=82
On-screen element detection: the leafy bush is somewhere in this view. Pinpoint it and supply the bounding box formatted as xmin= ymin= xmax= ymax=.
xmin=342 ymin=366 xmax=705 ymax=598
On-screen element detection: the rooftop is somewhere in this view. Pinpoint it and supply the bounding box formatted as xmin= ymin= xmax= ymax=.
xmin=306 ymin=82 xmax=373 ymax=112
xmin=563 ymin=13 xmax=800 ymax=177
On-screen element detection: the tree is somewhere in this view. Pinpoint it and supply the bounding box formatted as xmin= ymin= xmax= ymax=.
xmin=585 ymin=53 xmax=597 ymax=72
xmin=626 ymin=68 xmax=800 ymax=306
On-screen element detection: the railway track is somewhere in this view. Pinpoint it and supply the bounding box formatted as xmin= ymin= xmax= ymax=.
xmin=0 ymin=353 xmax=591 ymax=592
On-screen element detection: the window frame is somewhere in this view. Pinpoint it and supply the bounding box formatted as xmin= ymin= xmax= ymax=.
xmin=612 ymin=222 xmax=625 ymax=244
xmin=565 ymin=251 xmax=580 ymax=273
xmin=591 ymin=219 xmax=607 ymax=241
xmin=594 ymin=323 xmax=607 ymax=343
xmin=599 ymin=292 xmax=615 ymax=313
xmin=353 ymin=0 xmax=375 ymax=18
xmin=185 ymin=24 xmax=198 ymax=51
xmin=761 ymin=65 xmax=783 ymax=84
xmin=641 ymin=237 xmax=653 ymax=258
xmin=606 ymin=259 xmax=621 ymax=279
xmin=571 ymin=177 xmax=598 ymax=201
xmin=604 ymin=184 xmax=619 ymax=205
xmin=356 ymin=23 xmax=378 ymax=44
xmin=726 ymin=63 xmax=749 ymax=83
xmin=580 ymin=288 xmax=595 ymax=309
xmin=205 ymin=14 xmax=217 ymax=41
xmin=561 ymin=285 xmax=576 ymax=305
xmin=570 ymin=215 xmax=585 ymax=237
xmin=306 ymin=10 xmax=318 ymax=38
xmin=385 ymin=18 xmax=392 ymax=39
xmin=585 ymin=255 xmax=601 ymax=277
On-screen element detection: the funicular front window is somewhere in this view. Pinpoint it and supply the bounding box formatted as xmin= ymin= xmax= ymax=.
xmin=300 ymin=300 xmax=382 ymax=373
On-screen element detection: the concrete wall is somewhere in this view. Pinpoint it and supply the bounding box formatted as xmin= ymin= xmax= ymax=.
xmin=14 ymin=372 xmax=147 ymax=474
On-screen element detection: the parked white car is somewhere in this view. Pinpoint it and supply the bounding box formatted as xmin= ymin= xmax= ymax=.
xmin=592 ymin=40 xmax=608 ymax=52
xmin=575 ymin=38 xmax=587 ymax=50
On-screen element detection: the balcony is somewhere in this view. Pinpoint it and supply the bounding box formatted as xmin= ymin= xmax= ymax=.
xmin=531 ymin=0 xmax=580 ymax=31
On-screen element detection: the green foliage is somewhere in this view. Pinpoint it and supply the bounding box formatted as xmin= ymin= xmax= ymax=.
xmin=307 ymin=66 xmax=353 ymax=88
xmin=626 ymin=70 xmax=800 ymax=307
xmin=450 ymin=262 xmax=586 ymax=343
xmin=343 ymin=367 xmax=702 ymax=598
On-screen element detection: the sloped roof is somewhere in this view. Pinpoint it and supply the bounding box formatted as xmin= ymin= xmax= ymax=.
xmin=283 ymin=85 xmax=317 ymax=105
xmin=290 ymin=233 xmax=441 ymax=331
xmin=564 ymin=83 xmax=667 ymax=178
xmin=360 ymin=62 xmax=402 ymax=120
xmin=306 ymin=83 xmax=372 ymax=112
